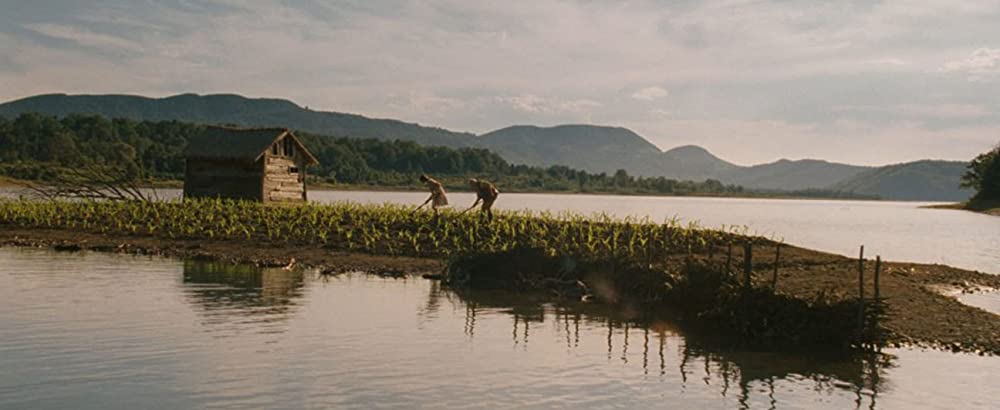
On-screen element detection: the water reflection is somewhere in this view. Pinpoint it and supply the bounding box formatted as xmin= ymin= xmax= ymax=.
xmin=3 ymin=248 xmax=994 ymax=409
xmin=181 ymin=261 xmax=305 ymax=336
xmin=443 ymin=286 xmax=895 ymax=409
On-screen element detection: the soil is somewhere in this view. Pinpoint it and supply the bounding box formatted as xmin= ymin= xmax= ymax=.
xmin=0 ymin=228 xmax=443 ymax=276
xmin=764 ymin=244 xmax=1000 ymax=355
xmin=2 ymin=228 xmax=998 ymax=355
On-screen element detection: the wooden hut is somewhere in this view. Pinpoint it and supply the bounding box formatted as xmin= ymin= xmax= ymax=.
xmin=183 ymin=126 xmax=319 ymax=202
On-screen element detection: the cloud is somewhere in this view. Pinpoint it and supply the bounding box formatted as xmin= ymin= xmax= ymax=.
xmin=636 ymin=117 xmax=1000 ymax=166
xmin=833 ymin=103 xmax=990 ymax=120
xmin=630 ymin=86 xmax=669 ymax=101
xmin=1 ymin=1 xmax=999 ymax=165
xmin=941 ymin=48 xmax=1000 ymax=80
xmin=863 ymin=58 xmax=910 ymax=67
xmin=497 ymin=95 xmax=601 ymax=114
xmin=24 ymin=23 xmax=144 ymax=53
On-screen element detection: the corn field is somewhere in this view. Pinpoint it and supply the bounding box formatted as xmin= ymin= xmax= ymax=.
xmin=0 ymin=199 xmax=757 ymax=261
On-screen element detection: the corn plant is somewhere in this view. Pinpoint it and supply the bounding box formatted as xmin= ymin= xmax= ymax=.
xmin=0 ymin=198 xmax=765 ymax=263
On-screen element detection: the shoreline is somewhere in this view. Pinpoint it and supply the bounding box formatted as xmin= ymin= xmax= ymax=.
xmin=2 ymin=227 xmax=998 ymax=356
xmin=0 ymin=228 xmax=443 ymax=275
xmin=0 ymin=175 xmax=887 ymax=202
xmin=310 ymin=184 xmax=915 ymax=203
xmin=923 ymin=200 xmax=1000 ymax=216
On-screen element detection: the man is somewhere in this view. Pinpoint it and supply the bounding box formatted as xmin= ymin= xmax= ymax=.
xmin=416 ymin=174 xmax=448 ymax=216
xmin=464 ymin=178 xmax=500 ymax=221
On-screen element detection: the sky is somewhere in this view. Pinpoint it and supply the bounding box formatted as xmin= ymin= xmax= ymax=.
xmin=1 ymin=0 xmax=999 ymax=166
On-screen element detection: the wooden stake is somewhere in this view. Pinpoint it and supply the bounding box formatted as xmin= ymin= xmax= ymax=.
xmin=874 ymin=255 xmax=882 ymax=346
xmin=725 ymin=243 xmax=733 ymax=275
xmin=858 ymin=245 xmax=865 ymax=335
xmin=770 ymin=244 xmax=781 ymax=290
xmin=743 ymin=242 xmax=753 ymax=290
xmin=858 ymin=245 xmax=865 ymax=299
xmin=874 ymin=256 xmax=881 ymax=302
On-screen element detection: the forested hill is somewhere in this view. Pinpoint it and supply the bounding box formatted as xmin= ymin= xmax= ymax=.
xmin=0 ymin=113 xmax=760 ymax=196
xmin=0 ymin=93 xmax=880 ymax=185
xmin=0 ymin=93 xmax=972 ymax=200
xmin=478 ymin=125 xmax=671 ymax=176
xmin=0 ymin=93 xmax=474 ymax=147
xmin=828 ymin=160 xmax=973 ymax=201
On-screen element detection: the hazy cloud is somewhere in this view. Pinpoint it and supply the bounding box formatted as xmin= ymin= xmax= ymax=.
xmin=1 ymin=0 xmax=999 ymax=165
xmin=833 ymin=103 xmax=990 ymax=120
xmin=497 ymin=95 xmax=602 ymax=115
xmin=631 ymin=86 xmax=670 ymax=101
xmin=25 ymin=23 xmax=144 ymax=53
xmin=941 ymin=47 xmax=1000 ymax=80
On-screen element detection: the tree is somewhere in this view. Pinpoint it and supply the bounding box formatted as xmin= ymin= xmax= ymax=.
xmin=613 ymin=169 xmax=630 ymax=187
xmin=961 ymin=143 xmax=1000 ymax=200
xmin=0 ymin=112 xmax=756 ymax=198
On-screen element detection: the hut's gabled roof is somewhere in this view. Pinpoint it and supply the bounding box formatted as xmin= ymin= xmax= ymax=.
xmin=184 ymin=126 xmax=319 ymax=165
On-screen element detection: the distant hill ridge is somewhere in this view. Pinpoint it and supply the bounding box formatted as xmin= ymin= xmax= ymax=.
xmin=0 ymin=93 xmax=475 ymax=147
xmin=828 ymin=160 xmax=971 ymax=201
xmin=0 ymin=93 xmax=973 ymax=201
xmin=479 ymin=124 xmax=670 ymax=177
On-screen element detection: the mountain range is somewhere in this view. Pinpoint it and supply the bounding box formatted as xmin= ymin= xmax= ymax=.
xmin=0 ymin=93 xmax=974 ymax=201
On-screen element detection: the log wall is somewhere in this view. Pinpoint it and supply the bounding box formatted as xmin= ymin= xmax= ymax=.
xmin=184 ymin=159 xmax=263 ymax=201
xmin=263 ymin=155 xmax=305 ymax=203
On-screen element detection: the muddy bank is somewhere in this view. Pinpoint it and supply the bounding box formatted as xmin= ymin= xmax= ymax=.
xmin=451 ymin=242 xmax=1000 ymax=355
xmin=444 ymin=245 xmax=1000 ymax=354
xmin=760 ymin=244 xmax=1000 ymax=354
xmin=0 ymin=228 xmax=443 ymax=276
xmin=1 ymin=227 xmax=998 ymax=355
xmin=726 ymin=245 xmax=999 ymax=355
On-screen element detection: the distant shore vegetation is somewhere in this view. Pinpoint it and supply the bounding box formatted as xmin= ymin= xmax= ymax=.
xmin=0 ymin=112 xmax=874 ymax=199
xmin=961 ymin=143 xmax=1000 ymax=202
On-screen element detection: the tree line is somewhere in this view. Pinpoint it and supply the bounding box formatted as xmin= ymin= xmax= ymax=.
xmin=0 ymin=113 xmax=757 ymax=196
xmin=961 ymin=143 xmax=1000 ymax=201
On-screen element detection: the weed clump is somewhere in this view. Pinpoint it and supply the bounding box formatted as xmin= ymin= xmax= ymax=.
xmin=446 ymin=247 xmax=872 ymax=349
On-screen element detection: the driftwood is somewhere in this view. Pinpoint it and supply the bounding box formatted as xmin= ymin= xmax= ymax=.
xmin=24 ymin=163 xmax=157 ymax=202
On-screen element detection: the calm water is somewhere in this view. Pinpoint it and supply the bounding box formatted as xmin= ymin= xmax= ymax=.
xmin=1 ymin=248 xmax=997 ymax=409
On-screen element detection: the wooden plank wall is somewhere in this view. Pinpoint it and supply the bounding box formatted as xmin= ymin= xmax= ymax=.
xmin=263 ymin=156 xmax=305 ymax=202
xmin=184 ymin=159 xmax=263 ymax=201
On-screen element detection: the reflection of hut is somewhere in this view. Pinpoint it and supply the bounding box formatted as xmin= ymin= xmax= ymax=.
xmin=183 ymin=127 xmax=319 ymax=202
xmin=181 ymin=261 xmax=305 ymax=317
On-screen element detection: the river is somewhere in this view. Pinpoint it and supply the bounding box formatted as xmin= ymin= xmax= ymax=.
xmin=1 ymin=248 xmax=997 ymax=409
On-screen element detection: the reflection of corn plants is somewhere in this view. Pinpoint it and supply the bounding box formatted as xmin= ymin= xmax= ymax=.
xmin=0 ymin=198 xmax=764 ymax=261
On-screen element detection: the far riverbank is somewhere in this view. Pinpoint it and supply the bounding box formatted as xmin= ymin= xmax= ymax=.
xmin=923 ymin=200 xmax=1000 ymax=216
xmin=0 ymin=174 xmax=879 ymax=201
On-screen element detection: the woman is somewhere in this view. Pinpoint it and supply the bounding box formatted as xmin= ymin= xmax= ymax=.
xmin=416 ymin=174 xmax=449 ymax=216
